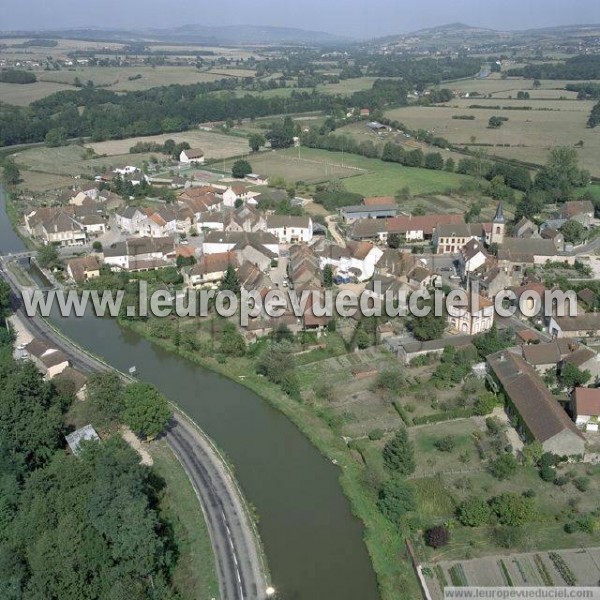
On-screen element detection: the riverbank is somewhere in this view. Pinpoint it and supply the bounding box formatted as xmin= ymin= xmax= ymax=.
xmin=2 ymin=188 xmax=37 ymax=250
xmin=122 ymin=318 xmax=421 ymax=600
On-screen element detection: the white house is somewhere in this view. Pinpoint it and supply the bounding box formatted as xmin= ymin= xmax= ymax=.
xmin=179 ymin=148 xmax=205 ymax=164
xmin=572 ymin=387 xmax=600 ymax=431
xmin=184 ymin=251 xmax=238 ymax=288
xmin=202 ymin=231 xmax=279 ymax=257
xmin=266 ymin=216 xmax=313 ymax=244
xmin=318 ymin=241 xmax=383 ymax=282
xmin=115 ymin=206 xmax=146 ymax=233
xmin=458 ymin=239 xmax=490 ymax=275
xmin=24 ymin=339 xmax=70 ymax=379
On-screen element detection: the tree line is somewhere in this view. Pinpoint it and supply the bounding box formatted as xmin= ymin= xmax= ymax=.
xmin=506 ymin=55 xmax=600 ymax=80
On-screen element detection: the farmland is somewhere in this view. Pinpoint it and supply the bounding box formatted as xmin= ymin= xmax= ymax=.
xmin=386 ymin=95 xmax=600 ymax=176
xmin=87 ymin=129 xmax=250 ymax=159
xmin=425 ymin=546 xmax=600 ymax=598
xmin=0 ymin=80 xmax=73 ymax=105
xmin=37 ymin=66 xmax=228 ymax=91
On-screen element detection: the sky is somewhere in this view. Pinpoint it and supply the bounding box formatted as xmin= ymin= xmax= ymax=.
xmin=2 ymin=0 xmax=600 ymax=39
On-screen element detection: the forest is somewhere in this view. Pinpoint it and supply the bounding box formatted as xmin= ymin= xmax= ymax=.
xmin=0 ymin=281 xmax=180 ymax=600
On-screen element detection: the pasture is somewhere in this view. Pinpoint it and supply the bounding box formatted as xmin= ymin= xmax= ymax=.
xmin=87 ymin=129 xmax=249 ymax=160
xmin=386 ymin=97 xmax=600 ymax=176
xmin=13 ymin=145 xmax=157 ymax=191
xmin=317 ymin=77 xmax=381 ymax=95
xmin=0 ymin=81 xmax=73 ymax=105
xmin=38 ymin=66 xmax=226 ymax=91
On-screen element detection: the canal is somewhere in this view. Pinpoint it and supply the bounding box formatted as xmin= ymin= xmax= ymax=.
xmin=0 ymin=187 xmax=381 ymax=600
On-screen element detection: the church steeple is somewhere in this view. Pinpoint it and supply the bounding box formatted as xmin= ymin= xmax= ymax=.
xmin=493 ymin=202 xmax=504 ymax=224
xmin=490 ymin=202 xmax=505 ymax=246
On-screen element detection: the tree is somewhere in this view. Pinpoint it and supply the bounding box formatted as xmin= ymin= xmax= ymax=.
xmin=457 ymin=496 xmax=491 ymax=526
xmin=411 ymin=311 xmax=445 ymax=341
xmin=220 ymin=323 xmax=246 ymax=357
xmin=424 ymin=152 xmax=444 ymax=170
xmin=444 ymin=157 xmax=455 ymax=172
xmin=383 ymin=428 xmax=415 ymax=475
xmin=377 ymin=477 xmax=415 ymax=523
xmin=489 ymin=452 xmax=518 ymax=480
xmin=220 ymin=264 xmax=241 ymax=294
xmin=86 ymin=372 xmax=125 ymax=422
xmin=231 ymin=159 xmax=252 ymax=179
xmin=37 ymin=244 xmax=60 ymax=268
xmin=522 ymin=441 xmax=544 ymax=466
xmin=323 ymin=264 xmax=334 ymax=288
xmin=0 ymin=279 xmax=11 ymax=319
xmin=534 ymin=147 xmax=589 ymax=202
xmin=490 ymin=492 xmax=534 ymax=526
xmin=266 ymin=117 xmax=296 ymax=149
xmin=424 ymin=525 xmax=450 ymax=548
xmin=560 ymin=220 xmax=586 ymax=244
xmin=533 ymin=79 xmax=541 ymax=88
xmin=248 ymin=133 xmax=266 ymax=152
xmin=1 ymin=160 xmax=21 ymax=185
xmin=44 ymin=127 xmax=68 ymax=147
xmin=559 ymin=362 xmax=591 ymax=388
xmin=488 ymin=116 xmax=504 ymax=129
xmin=92 ymin=241 xmax=103 ymax=252
xmin=122 ymin=382 xmax=171 ymax=440
xmin=387 ymin=233 xmax=401 ymax=249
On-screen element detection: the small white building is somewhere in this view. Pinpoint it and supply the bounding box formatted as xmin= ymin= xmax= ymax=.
xmin=115 ymin=206 xmax=146 ymax=233
xmin=179 ymin=148 xmax=205 ymax=164
xmin=266 ymin=215 xmax=313 ymax=244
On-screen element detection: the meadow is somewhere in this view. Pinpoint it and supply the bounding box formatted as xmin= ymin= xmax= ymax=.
xmin=0 ymin=81 xmax=73 ymax=105
xmin=386 ymin=96 xmax=600 ymax=175
xmin=87 ymin=129 xmax=250 ymax=159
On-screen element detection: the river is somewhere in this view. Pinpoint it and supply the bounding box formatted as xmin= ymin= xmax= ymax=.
xmin=0 ymin=187 xmax=380 ymax=600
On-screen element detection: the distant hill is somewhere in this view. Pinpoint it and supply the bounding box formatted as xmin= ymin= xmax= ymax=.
xmin=0 ymin=24 xmax=350 ymax=46
xmin=369 ymin=22 xmax=600 ymax=50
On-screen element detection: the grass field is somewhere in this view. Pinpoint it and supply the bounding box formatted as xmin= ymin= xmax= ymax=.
xmin=234 ymin=147 xmax=472 ymax=195
xmin=386 ymin=96 xmax=600 ymax=176
xmin=0 ymin=81 xmax=74 ymax=105
xmin=37 ymin=66 xmax=226 ymax=91
xmin=14 ymin=145 xmax=158 ymax=191
xmin=317 ymin=77 xmax=381 ymax=95
xmin=87 ymin=129 xmax=250 ymax=159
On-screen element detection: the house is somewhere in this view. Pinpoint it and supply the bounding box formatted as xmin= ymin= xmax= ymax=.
xmin=66 ymin=425 xmax=100 ymax=455
xmin=577 ymin=288 xmax=598 ymax=309
xmin=66 ymin=256 xmax=101 ymax=283
xmin=115 ymin=206 xmax=146 ymax=233
xmin=24 ymin=339 xmax=69 ymax=379
xmin=487 ymin=350 xmax=586 ymax=456
xmin=266 ymin=216 xmax=313 ymax=244
xmin=572 ymin=388 xmax=600 ymax=431
xmin=497 ymin=238 xmax=564 ymax=268
xmin=288 ymin=245 xmax=321 ymax=291
xmin=513 ymin=217 xmax=539 ymax=239
xmin=448 ymin=293 xmax=494 ymax=335
xmin=558 ymin=200 xmax=594 ymax=224
xmin=236 ymin=260 xmax=273 ymax=295
xmin=179 ymin=148 xmax=205 ymax=164
xmin=139 ymin=207 xmax=177 ymax=238
xmin=184 ymin=251 xmax=238 ymax=288
xmin=349 ymin=213 xmax=464 ymax=242
xmin=103 ymin=237 xmax=176 ymax=272
xmin=25 ymin=207 xmax=87 ymax=247
xmin=203 ymin=231 xmax=279 ymax=257
xmin=458 ymin=239 xmax=490 ymax=275
xmin=521 ymin=339 xmax=587 ymax=373
xmin=318 ymin=241 xmax=383 ymax=282
xmin=236 ymin=241 xmax=277 ymax=272
xmin=549 ymin=313 xmax=600 ymax=339
xmin=469 ymin=265 xmax=512 ymax=299
xmin=540 ymin=227 xmax=565 ymax=251
xmin=435 ymin=222 xmax=479 ymax=254
xmin=340 ymin=203 xmax=398 ymax=223
xmin=245 ymin=173 xmax=268 ymax=185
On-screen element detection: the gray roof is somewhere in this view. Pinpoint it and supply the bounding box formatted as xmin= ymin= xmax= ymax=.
xmin=65 ymin=425 xmax=100 ymax=455
xmin=266 ymin=215 xmax=311 ymax=229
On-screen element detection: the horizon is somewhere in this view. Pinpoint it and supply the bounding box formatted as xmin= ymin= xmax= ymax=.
xmin=2 ymin=0 xmax=600 ymax=39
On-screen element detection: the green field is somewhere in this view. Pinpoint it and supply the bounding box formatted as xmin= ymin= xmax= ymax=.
xmin=0 ymin=81 xmax=74 ymax=105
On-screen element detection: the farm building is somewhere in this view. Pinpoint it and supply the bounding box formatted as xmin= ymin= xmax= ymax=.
xmin=487 ymin=350 xmax=585 ymax=457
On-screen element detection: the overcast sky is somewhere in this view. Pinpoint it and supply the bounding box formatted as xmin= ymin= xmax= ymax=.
xmin=2 ymin=0 xmax=600 ymax=39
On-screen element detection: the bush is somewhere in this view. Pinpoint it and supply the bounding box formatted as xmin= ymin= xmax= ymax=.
xmin=424 ymin=525 xmax=449 ymax=548
xmin=540 ymin=465 xmax=557 ymax=482
xmin=434 ymin=435 xmax=456 ymax=453
xmin=490 ymin=493 xmax=534 ymax=526
xmin=489 ymin=453 xmax=518 ymax=481
xmin=457 ymin=496 xmax=491 ymax=527
xmin=368 ymin=428 xmax=384 ymax=441
xmin=573 ymin=476 xmax=590 ymax=492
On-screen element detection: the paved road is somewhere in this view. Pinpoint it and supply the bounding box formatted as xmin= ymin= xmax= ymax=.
xmin=0 ymin=258 xmax=268 ymax=600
